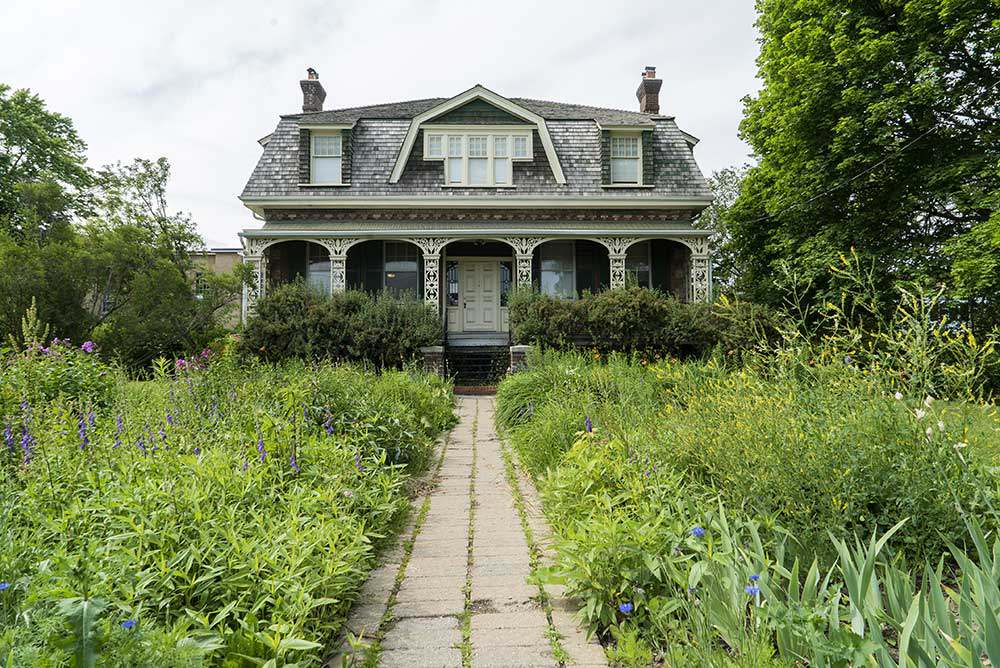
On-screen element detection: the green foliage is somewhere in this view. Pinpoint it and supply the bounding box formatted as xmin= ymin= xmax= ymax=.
xmin=508 ymin=287 xmax=783 ymax=361
xmin=729 ymin=0 xmax=1000 ymax=329
xmin=240 ymin=283 xmax=442 ymax=368
xmin=0 ymin=351 xmax=455 ymax=666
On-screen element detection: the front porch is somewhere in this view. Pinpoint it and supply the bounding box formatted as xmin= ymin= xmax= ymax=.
xmin=240 ymin=234 xmax=712 ymax=328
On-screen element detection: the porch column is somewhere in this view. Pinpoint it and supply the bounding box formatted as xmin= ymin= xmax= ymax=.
xmin=689 ymin=254 xmax=711 ymax=303
xmin=502 ymin=237 xmax=543 ymax=288
xmin=406 ymin=238 xmax=450 ymax=308
xmin=241 ymin=254 xmax=264 ymax=324
xmin=317 ymin=238 xmax=358 ymax=294
xmin=598 ymin=237 xmax=632 ymax=290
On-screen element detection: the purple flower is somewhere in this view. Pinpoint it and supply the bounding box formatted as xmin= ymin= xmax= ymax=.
xmin=749 ymin=574 xmax=760 ymax=582
xmin=114 ymin=415 xmax=123 ymax=449
xmin=323 ymin=416 xmax=334 ymax=435
xmin=136 ymin=435 xmax=146 ymax=453
xmin=257 ymin=433 xmax=266 ymax=463
xmin=159 ymin=428 xmax=167 ymax=447
xmin=584 ymin=415 xmax=593 ymax=433
xmin=81 ymin=341 xmax=96 ymax=354
xmin=691 ymin=526 xmax=706 ymax=538
xmin=3 ymin=424 xmax=14 ymax=455
xmin=290 ymin=452 xmax=300 ymax=475
xmin=77 ymin=415 xmax=89 ymax=450
xmin=618 ymin=602 xmax=633 ymax=614
xmin=193 ymin=447 xmax=201 ymax=456
xmin=0 ymin=582 xmax=9 ymax=591
xmin=20 ymin=428 xmax=34 ymax=465
xmin=165 ymin=410 xmax=174 ymax=426
xmin=120 ymin=619 xmax=137 ymax=630
xmin=354 ymin=451 xmax=364 ymax=473
xmin=745 ymin=585 xmax=760 ymax=596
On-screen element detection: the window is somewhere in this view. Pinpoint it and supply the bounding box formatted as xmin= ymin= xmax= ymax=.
xmin=625 ymin=241 xmax=652 ymax=288
xmin=446 ymin=260 xmax=460 ymax=307
xmin=306 ymin=243 xmax=331 ymax=293
xmin=500 ymin=261 xmax=513 ymax=306
xmin=423 ymin=130 xmax=532 ymax=186
xmin=311 ymin=134 xmax=342 ymax=183
xmin=540 ymin=241 xmax=575 ymax=299
xmin=384 ymin=242 xmax=419 ymax=296
xmin=610 ymin=135 xmax=640 ymax=184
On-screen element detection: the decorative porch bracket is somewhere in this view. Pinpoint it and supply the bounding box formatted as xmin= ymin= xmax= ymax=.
xmin=689 ymin=254 xmax=711 ymax=304
xmin=316 ymin=238 xmax=359 ymax=294
xmin=407 ymin=237 xmax=451 ymax=306
xmin=501 ymin=237 xmax=545 ymax=288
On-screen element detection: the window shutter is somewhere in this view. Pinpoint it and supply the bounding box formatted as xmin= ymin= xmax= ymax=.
xmin=600 ymin=129 xmax=611 ymax=185
xmin=340 ymin=128 xmax=352 ymax=184
xmin=641 ymin=130 xmax=655 ymax=185
xmin=299 ymin=128 xmax=311 ymax=183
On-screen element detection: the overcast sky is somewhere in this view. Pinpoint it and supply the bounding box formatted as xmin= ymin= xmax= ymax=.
xmin=1 ymin=0 xmax=760 ymax=247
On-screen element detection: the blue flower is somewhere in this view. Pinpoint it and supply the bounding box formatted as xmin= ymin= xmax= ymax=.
xmin=121 ymin=619 xmax=137 ymax=630
xmin=0 ymin=582 xmax=10 ymax=591
xmin=617 ymin=602 xmax=633 ymax=614
xmin=745 ymin=585 xmax=760 ymax=596
xmin=749 ymin=574 xmax=760 ymax=582
xmin=257 ymin=432 xmax=267 ymax=463
xmin=290 ymin=452 xmax=300 ymax=475
xmin=691 ymin=526 xmax=706 ymax=538
xmin=584 ymin=415 xmax=593 ymax=433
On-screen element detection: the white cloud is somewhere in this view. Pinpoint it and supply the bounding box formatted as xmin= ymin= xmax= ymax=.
xmin=1 ymin=0 xmax=760 ymax=247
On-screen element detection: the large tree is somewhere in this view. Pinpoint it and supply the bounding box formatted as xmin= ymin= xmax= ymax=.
xmin=730 ymin=0 xmax=999 ymax=322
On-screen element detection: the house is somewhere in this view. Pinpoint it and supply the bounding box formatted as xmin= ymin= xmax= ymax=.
xmin=191 ymin=247 xmax=243 ymax=327
xmin=239 ymin=67 xmax=713 ymax=343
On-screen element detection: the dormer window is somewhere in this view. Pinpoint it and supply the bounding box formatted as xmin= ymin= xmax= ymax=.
xmin=424 ymin=128 xmax=532 ymax=187
xmin=311 ymin=133 xmax=342 ymax=184
xmin=610 ymin=134 xmax=641 ymax=184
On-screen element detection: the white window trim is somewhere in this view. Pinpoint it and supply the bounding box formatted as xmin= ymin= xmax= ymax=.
xmin=423 ymin=128 xmax=532 ymax=187
xmin=609 ymin=132 xmax=643 ymax=185
xmin=310 ymin=131 xmax=344 ymax=185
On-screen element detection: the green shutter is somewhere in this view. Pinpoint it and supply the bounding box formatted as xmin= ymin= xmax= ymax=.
xmin=341 ymin=128 xmax=352 ymax=184
xmin=641 ymin=130 xmax=655 ymax=185
xmin=600 ymin=130 xmax=611 ymax=185
xmin=299 ymin=128 xmax=311 ymax=184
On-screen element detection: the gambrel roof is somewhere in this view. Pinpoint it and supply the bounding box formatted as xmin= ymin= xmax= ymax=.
xmin=240 ymin=84 xmax=712 ymax=207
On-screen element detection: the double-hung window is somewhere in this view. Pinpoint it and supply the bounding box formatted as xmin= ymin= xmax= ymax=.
xmin=424 ymin=129 xmax=532 ymax=186
xmin=311 ymin=134 xmax=342 ymax=184
xmin=610 ymin=135 xmax=640 ymax=184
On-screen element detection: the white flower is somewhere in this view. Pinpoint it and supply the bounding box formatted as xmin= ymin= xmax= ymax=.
xmin=924 ymin=396 xmax=934 ymax=408
xmin=954 ymin=442 xmax=968 ymax=450
xmin=937 ymin=421 xmax=946 ymax=432
xmin=925 ymin=427 xmax=934 ymax=439
xmin=915 ymin=409 xmax=927 ymax=420
xmin=894 ymin=392 xmax=903 ymax=401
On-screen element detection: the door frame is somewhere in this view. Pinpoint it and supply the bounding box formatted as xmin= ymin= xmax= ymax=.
xmin=444 ymin=255 xmax=512 ymax=333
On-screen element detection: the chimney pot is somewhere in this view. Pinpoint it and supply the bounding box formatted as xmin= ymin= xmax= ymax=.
xmin=300 ymin=67 xmax=326 ymax=113
xmin=636 ymin=65 xmax=662 ymax=114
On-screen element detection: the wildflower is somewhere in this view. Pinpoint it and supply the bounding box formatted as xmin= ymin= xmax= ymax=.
xmin=175 ymin=358 xmax=187 ymax=371
xmin=20 ymin=428 xmax=34 ymax=465
xmin=687 ymin=586 xmax=696 ymax=594
xmin=924 ymin=396 xmax=934 ymax=408
xmin=4 ymin=424 xmax=14 ymax=455
xmin=691 ymin=526 xmax=706 ymax=538
xmin=937 ymin=420 xmax=945 ymax=432
xmin=894 ymin=391 xmax=903 ymax=401
xmin=915 ymin=409 xmax=926 ymax=420
xmin=323 ymin=415 xmax=335 ymax=435
xmin=925 ymin=427 xmax=933 ymax=439
xmin=0 ymin=582 xmax=9 ymax=591
xmin=844 ymin=355 xmax=852 ymax=365
xmin=159 ymin=427 xmax=167 ymax=448
xmin=166 ymin=410 xmax=174 ymax=426
xmin=584 ymin=415 xmax=593 ymax=433
xmin=618 ymin=602 xmax=633 ymax=614
xmin=81 ymin=341 xmax=96 ymax=353
xmin=343 ymin=489 xmax=354 ymax=499
xmin=355 ymin=451 xmax=364 ymax=473
xmin=114 ymin=415 xmax=123 ymax=449
xmin=290 ymin=452 xmax=300 ymax=475
xmin=749 ymin=574 xmax=760 ymax=582
xmin=120 ymin=619 xmax=137 ymax=630
xmin=257 ymin=432 xmax=266 ymax=463
xmin=77 ymin=414 xmax=89 ymax=450
xmin=745 ymin=585 xmax=760 ymax=596
xmin=136 ymin=435 xmax=146 ymax=453
xmin=87 ymin=411 xmax=95 ymax=428
xmin=954 ymin=442 xmax=968 ymax=450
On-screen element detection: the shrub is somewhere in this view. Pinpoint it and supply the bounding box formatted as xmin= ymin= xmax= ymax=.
xmin=508 ymin=286 xmax=783 ymax=361
xmin=240 ymin=283 xmax=442 ymax=367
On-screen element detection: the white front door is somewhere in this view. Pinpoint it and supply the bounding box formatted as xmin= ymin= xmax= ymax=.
xmin=462 ymin=260 xmax=499 ymax=331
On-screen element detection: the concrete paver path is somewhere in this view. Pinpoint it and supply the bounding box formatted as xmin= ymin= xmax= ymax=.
xmin=331 ymin=396 xmax=605 ymax=667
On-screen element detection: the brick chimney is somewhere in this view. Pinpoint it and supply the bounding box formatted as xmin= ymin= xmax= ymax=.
xmin=300 ymin=67 xmax=326 ymax=113
xmin=636 ymin=66 xmax=662 ymax=114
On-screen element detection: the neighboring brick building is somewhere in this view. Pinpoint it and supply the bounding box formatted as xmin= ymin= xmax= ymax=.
xmin=239 ymin=67 xmax=713 ymax=341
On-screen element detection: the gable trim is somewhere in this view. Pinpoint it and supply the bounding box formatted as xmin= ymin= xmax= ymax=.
xmin=389 ymin=85 xmax=566 ymax=185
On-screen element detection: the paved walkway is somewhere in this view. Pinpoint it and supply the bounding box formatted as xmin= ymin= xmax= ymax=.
xmin=331 ymin=396 xmax=605 ymax=667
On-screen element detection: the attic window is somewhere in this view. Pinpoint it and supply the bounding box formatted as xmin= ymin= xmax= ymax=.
xmin=311 ymin=134 xmax=342 ymax=184
xmin=424 ymin=130 xmax=532 ymax=187
xmin=610 ymin=134 xmax=641 ymax=184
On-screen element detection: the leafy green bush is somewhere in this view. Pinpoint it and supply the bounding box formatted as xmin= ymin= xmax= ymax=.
xmin=0 ymin=351 xmax=455 ymax=666
xmin=239 ymin=283 xmax=442 ymax=367
xmin=508 ymin=287 xmax=783 ymax=360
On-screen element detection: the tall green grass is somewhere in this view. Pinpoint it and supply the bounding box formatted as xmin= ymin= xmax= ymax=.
xmin=0 ymin=351 xmax=455 ymax=666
